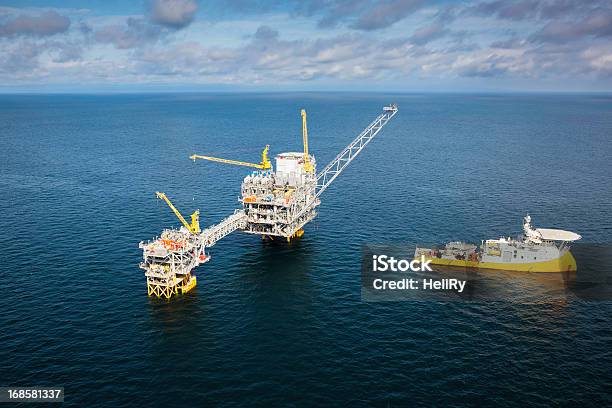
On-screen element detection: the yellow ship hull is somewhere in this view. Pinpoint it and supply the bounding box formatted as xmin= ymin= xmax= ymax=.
xmin=422 ymin=250 xmax=577 ymax=273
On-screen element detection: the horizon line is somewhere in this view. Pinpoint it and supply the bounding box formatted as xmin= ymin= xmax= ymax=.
xmin=1 ymin=89 xmax=611 ymax=96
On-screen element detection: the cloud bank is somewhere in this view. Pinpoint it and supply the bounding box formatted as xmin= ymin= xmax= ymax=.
xmin=0 ymin=0 xmax=610 ymax=90
xmin=0 ymin=10 xmax=70 ymax=37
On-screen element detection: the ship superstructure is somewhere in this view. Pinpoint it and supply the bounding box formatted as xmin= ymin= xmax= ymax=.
xmin=140 ymin=104 xmax=398 ymax=298
xmin=415 ymin=215 xmax=581 ymax=272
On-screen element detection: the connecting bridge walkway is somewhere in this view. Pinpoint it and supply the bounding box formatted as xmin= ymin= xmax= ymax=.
xmin=200 ymin=210 xmax=248 ymax=247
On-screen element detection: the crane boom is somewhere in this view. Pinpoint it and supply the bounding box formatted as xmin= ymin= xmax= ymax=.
xmin=315 ymin=104 xmax=397 ymax=197
xmin=190 ymin=145 xmax=272 ymax=170
xmin=190 ymin=155 xmax=264 ymax=169
xmin=290 ymin=104 xmax=398 ymax=223
xmin=155 ymin=192 xmax=200 ymax=234
xmin=301 ymin=109 xmax=313 ymax=173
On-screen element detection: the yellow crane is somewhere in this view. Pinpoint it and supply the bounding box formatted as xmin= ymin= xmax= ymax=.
xmin=301 ymin=109 xmax=314 ymax=173
xmin=155 ymin=192 xmax=200 ymax=234
xmin=190 ymin=145 xmax=272 ymax=170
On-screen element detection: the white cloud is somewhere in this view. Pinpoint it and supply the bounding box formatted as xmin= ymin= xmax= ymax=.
xmin=149 ymin=0 xmax=198 ymax=29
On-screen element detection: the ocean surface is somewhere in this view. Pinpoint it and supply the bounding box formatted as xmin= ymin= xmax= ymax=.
xmin=1 ymin=93 xmax=611 ymax=407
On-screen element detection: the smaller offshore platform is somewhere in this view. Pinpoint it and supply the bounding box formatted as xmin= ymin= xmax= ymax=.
xmin=140 ymin=104 xmax=398 ymax=298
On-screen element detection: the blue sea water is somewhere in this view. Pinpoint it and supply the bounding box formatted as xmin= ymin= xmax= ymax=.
xmin=1 ymin=93 xmax=611 ymax=407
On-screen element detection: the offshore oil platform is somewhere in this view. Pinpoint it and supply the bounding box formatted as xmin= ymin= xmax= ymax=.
xmin=139 ymin=104 xmax=398 ymax=298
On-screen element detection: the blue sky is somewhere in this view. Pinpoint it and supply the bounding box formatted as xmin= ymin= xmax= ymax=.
xmin=0 ymin=0 xmax=611 ymax=92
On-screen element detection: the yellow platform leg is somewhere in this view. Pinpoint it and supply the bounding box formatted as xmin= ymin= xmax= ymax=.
xmin=181 ymin=275 xmax=197 ymax=294
xmin=287 ymin=229 xmax=304 ymax=242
